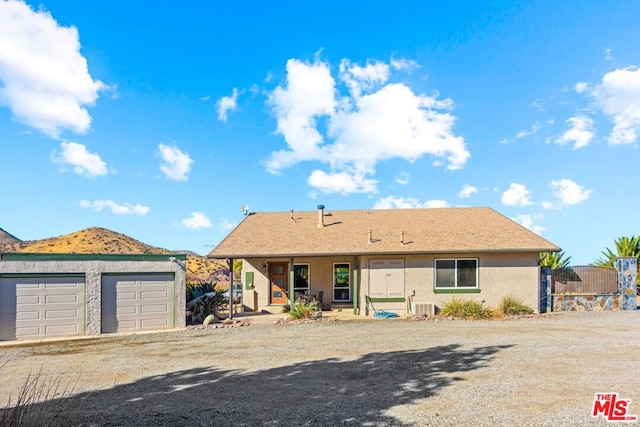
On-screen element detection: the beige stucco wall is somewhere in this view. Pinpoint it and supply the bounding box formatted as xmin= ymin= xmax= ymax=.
xmin=361 ymin=252 xmax=540 ymax=314
xmin=243 ymin=252 xmax=541 ymax=315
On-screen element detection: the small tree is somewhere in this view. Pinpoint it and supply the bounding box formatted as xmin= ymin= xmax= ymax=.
xmin=540 ymin=251 xmax=571 ymax=269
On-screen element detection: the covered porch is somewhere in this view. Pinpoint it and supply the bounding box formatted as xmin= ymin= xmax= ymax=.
xmin=230 ymin=256 xmax=361 ymax=315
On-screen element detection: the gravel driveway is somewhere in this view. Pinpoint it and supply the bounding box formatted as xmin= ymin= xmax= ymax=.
xmin=1 ymin=310 xmax=639 ymax=426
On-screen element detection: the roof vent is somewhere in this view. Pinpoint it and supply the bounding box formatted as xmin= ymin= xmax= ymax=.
xmin=317 ymin=205 xmax=325 ymax=228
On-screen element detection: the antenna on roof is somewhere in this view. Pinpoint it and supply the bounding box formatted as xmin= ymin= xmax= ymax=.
xmin=241 ymin=205 xmax=249 ymax=216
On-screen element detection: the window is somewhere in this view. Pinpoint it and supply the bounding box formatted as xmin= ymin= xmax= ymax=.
xmin=435 ymin=259 xmax=478 ymax=289
xmin=333 ymin=263 xmax=350 ymax=302
xmin=293 ymin=264 xmax=310 ymax=298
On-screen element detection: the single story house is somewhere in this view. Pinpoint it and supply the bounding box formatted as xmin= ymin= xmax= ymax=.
xmin=0 ymin=253 xmax=186 ymax=341
xmin=208 ymin=206 xmax=560 ymax=315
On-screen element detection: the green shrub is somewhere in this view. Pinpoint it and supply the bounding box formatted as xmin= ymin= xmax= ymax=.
xmin=439 ymin=297 xmax=493 ymax=319
xmin=496 ymin=295 xmax=534 ymax=316
xmin=288 ymin=300 xmax=320 ymax=320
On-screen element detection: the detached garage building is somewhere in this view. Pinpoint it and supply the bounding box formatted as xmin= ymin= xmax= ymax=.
xmin=0 ymin=253 xmax=186 ymax=341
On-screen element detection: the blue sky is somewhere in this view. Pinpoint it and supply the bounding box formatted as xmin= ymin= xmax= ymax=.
xmin=0 ymin=0 xmax=638 ymax=263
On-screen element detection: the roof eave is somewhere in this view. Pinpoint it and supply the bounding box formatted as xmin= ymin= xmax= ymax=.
xmin=208 ymin=246 xmax=561 ymax=259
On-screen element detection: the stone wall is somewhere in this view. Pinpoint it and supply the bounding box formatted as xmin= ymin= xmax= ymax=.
xmin=552 ymin=294 xmax=620 ymax=312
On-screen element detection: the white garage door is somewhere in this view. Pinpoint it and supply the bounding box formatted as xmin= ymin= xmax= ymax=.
xmin=101 ymin=274 xmax=175 ymax=333
xmin=0 ymin=276 xmax=85 ymax=341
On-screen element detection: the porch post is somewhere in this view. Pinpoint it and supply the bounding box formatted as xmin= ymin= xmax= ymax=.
xmin=289 ymin=257 xmax=295 ymax=307
xmin=353 ymin=256 xmax=359 ymax=315
xmin=614 ymin=257 xmax=638 ymax=310
xmin=228 ymin=257 xmax=234 ymax=319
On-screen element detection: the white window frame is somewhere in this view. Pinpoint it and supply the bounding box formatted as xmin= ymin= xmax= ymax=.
xmin=333 ymin=262 xmax=351 ymax=302
xmin=434 ymin=258 xmax=479 ymax=289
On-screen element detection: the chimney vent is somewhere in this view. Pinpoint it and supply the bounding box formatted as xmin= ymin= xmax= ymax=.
xmin=368 ymin=229 xmax=372 ymax=244
xmin=317 ymin=205 xmax=325 ymax=228
xmin=400 ymin=231 xmax=405 ymax=246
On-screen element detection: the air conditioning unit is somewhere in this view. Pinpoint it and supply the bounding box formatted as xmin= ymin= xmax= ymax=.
xmin=411 ymin=302 xmax=435 ymax=316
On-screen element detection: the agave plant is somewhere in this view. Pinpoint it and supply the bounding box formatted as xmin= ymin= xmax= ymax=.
xmin=288 ymin=300 xmax=320 ymax=320
xmin=186 ymin=281 xmax=228 ymax=324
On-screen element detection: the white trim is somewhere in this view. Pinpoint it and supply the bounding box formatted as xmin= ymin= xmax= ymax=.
xmin=434 ymin=258 xmax=479 ymax=289
xmin=333 ymin=262 xmax=351 ymax=302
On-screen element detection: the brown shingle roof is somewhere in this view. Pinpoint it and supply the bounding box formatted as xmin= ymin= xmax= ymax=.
xmin=208 ymin=207 xmax=560 ymax=258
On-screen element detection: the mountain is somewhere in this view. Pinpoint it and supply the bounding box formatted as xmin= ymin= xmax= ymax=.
xmin=0 ymin=227 xmax=225 ymax=282
xmin=0 ymin=227 xmax=21 ymax=245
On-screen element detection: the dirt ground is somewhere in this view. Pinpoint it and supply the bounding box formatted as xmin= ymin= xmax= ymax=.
xmin=1 ymin=310 xmax=639 ymax=426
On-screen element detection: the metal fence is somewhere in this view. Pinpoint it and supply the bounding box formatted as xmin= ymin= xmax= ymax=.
xmin=551 ymin=265 xmax=618 ymax=294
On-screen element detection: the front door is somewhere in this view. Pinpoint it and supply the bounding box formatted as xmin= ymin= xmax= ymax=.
xmin=269 ymin=263 xmax=289 ymax=305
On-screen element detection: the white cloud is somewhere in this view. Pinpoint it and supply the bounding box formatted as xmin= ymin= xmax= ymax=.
xmin=180 ymin=212 xmax=212 ymax=230
xmin=373 ymin=196 xmax=449 ymax=209
xmin=265 ymin=58 xmax=336 ymax=173
xmin=592 ymin=67 xmax=640 ymax=145
xmin=340 ymin=59 xmax=390 ymax=99
xmin=542 ymin=201 xmax=554 ymax=209
xmin=423 ymin=199 xmax=449 ymax=208
xmin=158 ymin=144 xmax=193 ymax=181
xmin=395 ymin=172 xmax=410 ymax=186
xmin=218 ymin=218 xmax=235 ymax=232
xmin=604 ymin=47 xmax=614 ymax=61
xmin=266 ymin=56 xmax=469 ymax=195
xmin=501 ymin=183 xmax=532 ymax=207
xmin=555 ymin=116 xmax=594 ymax=149
xmin=390 ymin=57 xmax=419 ymax=72
xmin=52 ymin=141 xmax=108 ymax=178
xmin=515 ymin=122 xmax=541 ymax=139
xmin=513 ymin=214 xmax=545 ymax=235
xmin=80 ymin=200 xmax=149 ymax=215
xmin=532 ymin=100 xmax=544 ymax=111
xmin=550 ymin=179 xmax=591 ymax=205
xmin=574 ymin=82 xmax=588 ymax=93
xmin=458 ymin=185 xmax=478 ymax=198
xmin=0 ymin=1 xmax=105 ymax=138
xmin=217 ymin=88 xmax=238 ymax=122
xmin=308 ymin=168 xmax=377 ymax=194
xmin=374 ymin=196 xmax=422 ymax=209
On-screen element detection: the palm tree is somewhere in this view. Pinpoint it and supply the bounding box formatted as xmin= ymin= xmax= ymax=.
xmin=540 ymin=251 xmax=571 ymax=269
xmin=592 ymin=236 xmax=640 ymax=287
xmin=593 ymin=236 xmax=640 ymax=267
